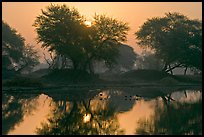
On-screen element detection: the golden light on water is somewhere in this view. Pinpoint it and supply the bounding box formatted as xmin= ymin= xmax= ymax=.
xmin=83 ymin=113 xmax=91 ymax=123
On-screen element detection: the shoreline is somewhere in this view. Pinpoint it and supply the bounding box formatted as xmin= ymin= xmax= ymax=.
xmin=2 ymin=83 xmax=202 ymax=93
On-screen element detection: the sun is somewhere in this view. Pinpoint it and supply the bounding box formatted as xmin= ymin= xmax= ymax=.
xmin=84 ymin=21 xmax=92 ymax=27
xmin=83 ymin=113 xmax=91 ymax=123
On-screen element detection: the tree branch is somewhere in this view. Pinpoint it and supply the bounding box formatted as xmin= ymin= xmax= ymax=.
xmin=165 ymin=63 xmax=183 ymax=73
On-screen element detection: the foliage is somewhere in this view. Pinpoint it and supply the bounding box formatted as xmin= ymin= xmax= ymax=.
xmin=2 ymin=94 xmax=38 ymax=135
xmin=2 ymin=21 xmax=39 ymax=77
xmin=16 ymin=44 xmax=40 ymax=73
xmin=135 ymin=51 xmax=163 ymax=70
xmin=3 ymin=76 xmax=44 ymax=87
xmin=33 ymin=4 xmax=129 ymax=73
xmin=42 ymin=69 xmax=99 ymax=83
xmin=135 ymin=12 xmax=202 ymax=72
xmin=36 ymin=100 xmax=124 ymax=135
xmin=115 ymin=44 xmax=137 ymax=71
xmin=136 ymin=99 xmax=202 ymax=135
xmin=2 ymin=95 xmax=24 ymax=135
xmin=159 ymin=77 xmax=179 ymax=85
xmin=91 ymin=14 xmax=129 ymax=68
xmin=33 ymin=4 xmax=85 ymax=69
xmin=121 ymin=69 xmax=171 ymax=81
xmin=2 ymin=21 xmax=24 ymax=72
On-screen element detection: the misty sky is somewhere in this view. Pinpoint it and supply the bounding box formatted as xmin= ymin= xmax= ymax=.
xmin=2 ymin=2 xmax=202 ymax=63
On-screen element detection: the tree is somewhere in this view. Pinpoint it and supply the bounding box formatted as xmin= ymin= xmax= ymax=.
xmin=16 ymin=44 xmax=40 ymax=73
xmin=135 ymin=51 xmax=163 ymax=70
xmin=36 ymin=93 xmax=124 ymax=135
xmin=81 ymin=14 xmax=130 ymax=73
xmin=135 ymin=12 xmax=202 ymax=74
xmin=100 ymin=44 xmax=138 ymax=73
xmin=2 ymin=21 xmax=39 ymax=78
xmin=33 ymin=4 xmax=85 ymax=70
xmin=90 ymin=15 xmax=129 ymax=68
xmin=2 ymin=21 xmax=24 ymax=73
xmin=33 ymin=4 xmax=129 ymax=73
xmin=2 ymin=93 xmax=38 ymax=135
xmin=135 ymin=97 xmax=202 ymax=135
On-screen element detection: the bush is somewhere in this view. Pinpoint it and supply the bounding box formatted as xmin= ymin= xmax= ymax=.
xmin=42 ymin=69 xmax=99 ymax=83
xmin=2 ymin=69 xmax=19 ymax=80
xmin=159 ymin=77 xmax=179 ymax=85
xmin=121 ymin=69 xmax=171 ymax=81
xmin=3 ymin=76 xmax=43 ymax=87
xmin=172 ymin=75 xmax=202 ymax=83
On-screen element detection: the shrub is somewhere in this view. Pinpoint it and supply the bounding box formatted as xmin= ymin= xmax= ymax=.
xmin=42 ymin=69 xmax=99 ymax=83
xmin=3 ymin=76 xmax=43 ymax=87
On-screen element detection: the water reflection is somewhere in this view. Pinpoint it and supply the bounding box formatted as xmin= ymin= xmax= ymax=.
xmin=2 ymin=87 xmax=202 ymax=135
xmin=36 ymin=100 xmax=124 ymax=135
xmin=2 ymin=93 xmax=39 ymax=135
xmin=135 ymin=98 xmax=202 ymax=135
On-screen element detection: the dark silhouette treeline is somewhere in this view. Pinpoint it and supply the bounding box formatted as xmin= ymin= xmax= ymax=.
xmin=2 ymin=4 xmax=202 ymax=83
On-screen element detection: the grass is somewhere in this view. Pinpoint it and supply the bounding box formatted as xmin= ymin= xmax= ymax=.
xmin=2 ymin=69 xmax=201 ymax=88
xmin=41 ymin=69 xmax=99 ymax=84
xmin=172 ymin=75 xmax=202 ymax=84
xmin=159 ymin=76 xmax=180 ymax=85
xmin=3 ymin=76 xmax=44 ymax=87
xmin=120 ymin=69 xmax=172 ymax=82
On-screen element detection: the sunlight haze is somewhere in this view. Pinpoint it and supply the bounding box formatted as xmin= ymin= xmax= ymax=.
xmin=2 ymin=2 xmax=202 ymax=63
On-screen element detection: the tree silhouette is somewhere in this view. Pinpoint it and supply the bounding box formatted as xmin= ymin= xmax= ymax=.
xmin=2 ymin=21 xmax=39 ymax=78
xmin=33 ymin=4 xmax=129 ymax=73
xmin=135 ymin=12 xmax=202 ymax=73
xmin=135 ymin=92 xmax=202 ymax=135
xmin=36 ymin=97 xmax=124 ymax=135
xmin=2 ymin=93 xmax=39 ymax=135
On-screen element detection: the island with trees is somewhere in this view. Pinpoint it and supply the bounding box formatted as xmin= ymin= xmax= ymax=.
xmin=2 ymin=4 xmax=202 ymax=92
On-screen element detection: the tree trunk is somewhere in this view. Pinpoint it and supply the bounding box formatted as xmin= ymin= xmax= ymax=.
xmin=165 ymin=63 xmax=182 ymax=74
xmin=184 ymin=67 xmax=188 ymax=75
xmin=43 ymin=51 xmax=57 ymax=69
xmin=162 ymin=63 xmax=168 ymax=72
xmin=168 ymin=65 xmax=173 ymax=75
xmin=184 ymin=91 xmax=187 ymax=98
xmin=82 ymin=56 xmax=94 ymax=74
xmin=72 ymin=60 xmax=78 ymax=70
xmin=61 ymin=55 xmax=67 ymax=69
xmin=53 ymin=55 xmax=60 ymax=69
xmin=88 ymin=62 xmax=94 ymax=74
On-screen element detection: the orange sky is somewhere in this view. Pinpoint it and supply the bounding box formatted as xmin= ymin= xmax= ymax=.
xmin=2 ymin=2 xmax=202 ymax=63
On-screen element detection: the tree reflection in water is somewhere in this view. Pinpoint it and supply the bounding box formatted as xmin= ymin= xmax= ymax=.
xmin=2 ymin=93 xmax=39 ymax=135
xmin=135 ymin=91 xmax=202 ymax=135
xmin=36 ymin=97 xmax=124 ymax=135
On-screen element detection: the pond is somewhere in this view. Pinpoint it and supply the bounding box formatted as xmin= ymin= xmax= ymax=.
xmin=2 ymin=86 xmax=202 ymax=135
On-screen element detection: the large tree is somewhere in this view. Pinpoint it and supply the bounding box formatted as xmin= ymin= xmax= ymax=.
xmin=33 ymin=4 xmax=129 ymax=73
xmin=2 ymin=21 xmax=39 ymax=78
xmin=135 ymin=12 xmax=202 ymax=73
xmin=2 ymin=21 xmax=24 ymax=72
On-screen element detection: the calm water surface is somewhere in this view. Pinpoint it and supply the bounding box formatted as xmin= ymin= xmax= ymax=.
xmin=2 ymin=87 xmax=202 ymax=135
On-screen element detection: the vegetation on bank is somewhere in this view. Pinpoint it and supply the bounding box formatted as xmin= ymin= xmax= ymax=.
xmin=2 ymin=4 xmax=202 ymax=88
xmin=2 ymin=69 xmax=202 ymax=88
xmin=136 ymin=12 xmax=202 ymax=73
xmin=41 ymin=69 xmax=100 ymax=84
xmin=3 ymin=76 xmax=44 ymax=87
